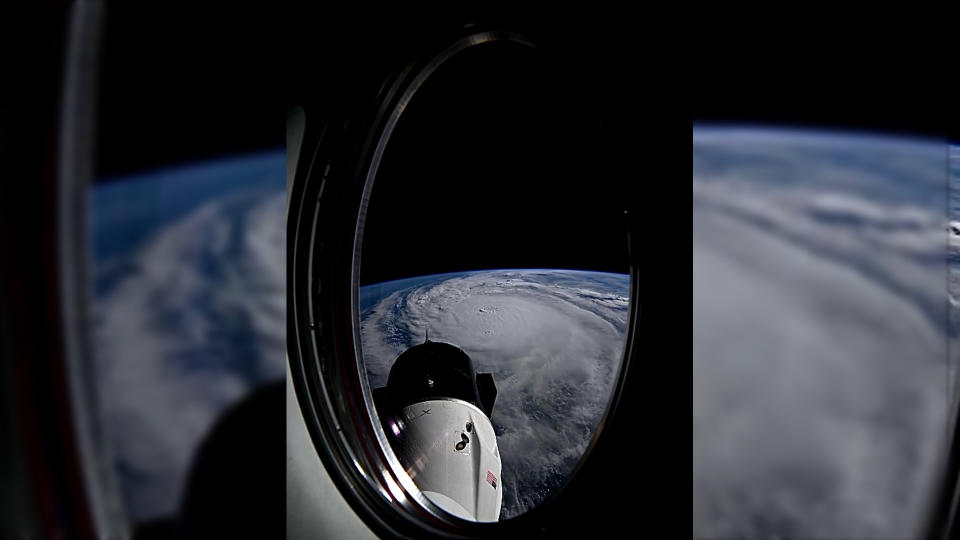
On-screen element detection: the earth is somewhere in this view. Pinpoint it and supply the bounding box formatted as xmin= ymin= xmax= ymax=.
xmin=694 ymin=128 xmax=957 ymax=539
xmin=359 ymin=269 xmax=630 ymax=520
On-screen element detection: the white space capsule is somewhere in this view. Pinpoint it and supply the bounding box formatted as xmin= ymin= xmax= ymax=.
xmin=373 ymin=336 xmax=501 ymax=521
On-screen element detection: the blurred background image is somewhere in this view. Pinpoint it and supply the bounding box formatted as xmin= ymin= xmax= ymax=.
xmin=694 ymin=127 xmax=957 ymax=538
xmin=0 ymin=5 xmax=293 ymax=538
xmin=84 ymin=7 xmax=288 ymax=536
xmin=90 ymin=152 xmax=285 ymax=526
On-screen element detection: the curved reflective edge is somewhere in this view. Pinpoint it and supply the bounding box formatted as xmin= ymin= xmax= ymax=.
xmin=57 ymin=2 xmax=129 ymax=538
xmin=348 ymin=28 xmax=639 ymax=534
xmin=350 ymin=30 xmax=540 ymax=531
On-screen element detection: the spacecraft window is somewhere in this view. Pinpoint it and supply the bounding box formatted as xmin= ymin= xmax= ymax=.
xmin=288 ymin=27 xmax=637 ymax=538
xmin=354 ymin=35 xmax=632 ymax=524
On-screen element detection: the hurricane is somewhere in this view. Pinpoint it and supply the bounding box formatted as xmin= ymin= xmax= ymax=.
xmin=360 ymin=269 xmax=631 ymax=519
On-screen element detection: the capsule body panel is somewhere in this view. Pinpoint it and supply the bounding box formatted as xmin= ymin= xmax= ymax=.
xmin=394 ymin=398 xmax=502 ymax=522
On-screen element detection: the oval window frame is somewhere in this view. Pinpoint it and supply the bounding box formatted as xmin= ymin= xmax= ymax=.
xmin=287 ymin=26 xmax=641 ymax=538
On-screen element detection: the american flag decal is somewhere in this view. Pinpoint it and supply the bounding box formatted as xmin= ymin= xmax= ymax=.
xmin=486 ymin=470 xmax=498 ymax=489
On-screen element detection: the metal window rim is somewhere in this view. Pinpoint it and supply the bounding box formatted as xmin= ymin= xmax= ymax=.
xmin=287 ymin=27 xmax=641 ymax=538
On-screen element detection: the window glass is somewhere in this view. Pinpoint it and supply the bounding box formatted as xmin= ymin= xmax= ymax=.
xmin=357 ymin=41 xmax=631 ymax=521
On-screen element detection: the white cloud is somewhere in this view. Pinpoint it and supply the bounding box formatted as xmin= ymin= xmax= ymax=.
xmin=693 ymin=131 xmax=949 ymax=539
xmin=92 ymin=187 xmax=286 ymax=522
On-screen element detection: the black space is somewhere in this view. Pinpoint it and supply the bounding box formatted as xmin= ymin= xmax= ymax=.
xmin=691 ymin=29 xmax=960 ymax=143
xmin=95 ymin=6 xmax=288 ymax=179
xmin=358 ymin=39 xmax=632 ymax=284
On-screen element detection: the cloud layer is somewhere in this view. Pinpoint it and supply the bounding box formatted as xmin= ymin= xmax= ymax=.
xmin=92 ymin=185 xmax=286 ymax=522
xmin=693 ymin=129 xmax=951 ymax=539
xmin=360 ymin=270 xmax=630 ymax=519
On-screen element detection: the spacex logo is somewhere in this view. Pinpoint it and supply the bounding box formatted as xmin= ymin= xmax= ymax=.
xmin=486 ymin=470 xmax=498 ymax=490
